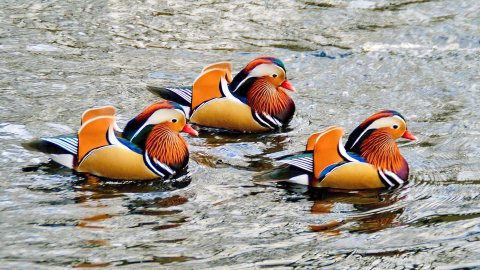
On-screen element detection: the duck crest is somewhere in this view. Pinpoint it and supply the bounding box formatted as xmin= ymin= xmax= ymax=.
xmin=135 ymin=101 xmax=175 ymax=124
xmin=244 ymin=57 xmax=285 ymax=73
xmin=359 ymin=129 xmax=405 ymax=173
xmin=145 ymin=125 xmax=189 ymax=170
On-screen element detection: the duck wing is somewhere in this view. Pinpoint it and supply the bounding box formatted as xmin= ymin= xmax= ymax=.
xmin=146 ymin=62 xmax=233 ymax=110
xmin=81 ymin=105 xmax=122 ymax=133
xmin=310 ymin=127 xmax=346 ymax=179
xmin=191 ymin=66 xmax=236 ymax=112
xmin=201 ymin=61 xmax=233 ymax=83
xmin=77 ymin=114 xmax=117 ymax=163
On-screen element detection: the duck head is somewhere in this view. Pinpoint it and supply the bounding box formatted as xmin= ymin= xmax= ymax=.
xmin=123 ymin=101 xmax=197 ymax=143
xmin=230 ymin=57 xmax=296 ymax=117
xmin=123 ymin=101 xmax=198 ymax=169
xmin=231 ymin=56 xmax=296 ymax=95
xmin=345 ymin=110 xmax=416 ymax=173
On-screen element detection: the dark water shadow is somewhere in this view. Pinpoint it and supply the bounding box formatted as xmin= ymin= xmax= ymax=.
xmin=23 ymin=160 xmax=78 ymax=177
xmin=372 ymin=0 xmax=432 ymax=11
xmin=72 ymin=255 xmax=196 ymax=268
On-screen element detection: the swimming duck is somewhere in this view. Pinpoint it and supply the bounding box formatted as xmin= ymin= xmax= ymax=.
xmin=24 ymin=101 xmax=198 ymax=180
xmin=268 ymin=110 xmax=417 ymax=189
xmin=147 ymin=57 xmax=296 ymax=133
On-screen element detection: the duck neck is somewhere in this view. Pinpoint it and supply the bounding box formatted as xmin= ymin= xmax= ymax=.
xmin=246 ymin=78 xmax=294 ymax=117
xmin=145 ymin=125 xmax=189 ymax=169
xmin=359 ymin=131 xmax=405 ymax=173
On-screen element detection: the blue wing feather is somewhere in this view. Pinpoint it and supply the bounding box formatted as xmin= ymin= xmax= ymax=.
xmin=116 ymin=137 xmax=143 ymax=154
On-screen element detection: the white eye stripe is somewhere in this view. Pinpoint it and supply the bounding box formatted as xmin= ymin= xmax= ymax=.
xmin=248 ymin=64 xmax=284 ymax=78
xmin=130 ymin=110 xmax=184 ymax=141
xmin=350 ymin=116 xmax=406 ymax=149
xmin=234 ymin=64 xmax=285 ymax=92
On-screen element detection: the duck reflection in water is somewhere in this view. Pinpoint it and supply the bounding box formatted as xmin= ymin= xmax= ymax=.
xmin=73 ymin=174 xmax=190 ymax=226
xmin=23 ymin=161 xmax=191 ymax=232
xmin=279 ymin=183 xmax=406 ymax=234
xmin=70 ymin=175 xmax=191 ymax=267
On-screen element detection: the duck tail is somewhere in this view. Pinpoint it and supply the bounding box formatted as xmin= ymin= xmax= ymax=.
xmin=147 ymin=86 xmax=193 ymax=108
xmin=254 ymin=164 xmax=312 ymax=187
xmin=23 ymin=136 xmax=78 ymax=168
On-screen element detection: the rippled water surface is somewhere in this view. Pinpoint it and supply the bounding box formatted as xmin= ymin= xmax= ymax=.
xmin=1 ymin=0 xmax=479 ymax=268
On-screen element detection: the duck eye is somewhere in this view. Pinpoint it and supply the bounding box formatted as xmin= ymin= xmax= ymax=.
xmin=392 ymin=124 xmax=399 ymax=129
xmin=272 ymin=73 xmax=278 ymax=78
xmin=172 ymin=118 xmax=177 ymax=123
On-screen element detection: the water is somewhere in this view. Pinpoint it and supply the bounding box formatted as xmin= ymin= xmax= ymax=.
xmin=1 ymin=0 xmax=479 ymax=268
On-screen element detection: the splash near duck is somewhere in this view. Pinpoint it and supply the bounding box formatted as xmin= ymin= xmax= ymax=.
xmin=148 ymin=57 xmax=296 ymax=133
xmin=24 ymin=101 xmax=198 ymax=180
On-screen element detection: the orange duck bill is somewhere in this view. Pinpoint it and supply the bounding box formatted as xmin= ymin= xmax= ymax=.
xmin=401 ymin=130 xmax=417 ymax=141
xmin=280 ymin=79 xmax=296 ymax=92
xmin=181 ymin=124 xmax=198 ymax=136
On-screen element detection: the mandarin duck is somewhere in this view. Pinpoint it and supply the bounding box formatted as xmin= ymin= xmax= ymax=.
xmin=147 ymin=57 xmax=296 ymax=133
xmin=266 ymin=110 xmax=417 ymax=189
xmin=24 ymin=101 xmax=198 ymax=180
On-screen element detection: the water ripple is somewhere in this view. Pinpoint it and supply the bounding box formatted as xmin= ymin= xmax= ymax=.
xmin=1 ymin=0 xmax=479 ymax=268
